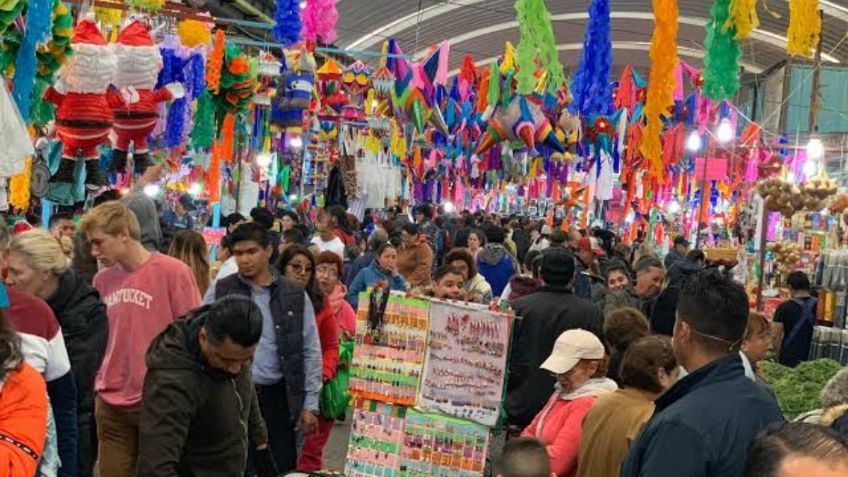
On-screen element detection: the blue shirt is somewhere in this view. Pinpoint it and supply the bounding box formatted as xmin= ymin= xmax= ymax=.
xmin=204 ymin=278 xmax=322 ymax=411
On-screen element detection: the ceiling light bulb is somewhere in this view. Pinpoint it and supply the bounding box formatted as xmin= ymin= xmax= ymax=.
xmin=189 ymin=182 xmax=202 ymax=196
xmin=685 ymin=131 xmax=702 ymax=152
xmin=716 ymin=118 xmax=734 ymax=144
xmin=803 ymin=158 xmax=819 ymax=177
xmin=806 ymin=138 xmax=824 ymax=160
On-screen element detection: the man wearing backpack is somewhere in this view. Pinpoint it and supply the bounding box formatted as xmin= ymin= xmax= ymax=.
xmin=772 ymin=271 xmax=817 ymax=367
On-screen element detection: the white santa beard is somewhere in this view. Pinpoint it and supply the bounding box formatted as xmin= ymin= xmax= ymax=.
xmin=60 ymin=44 xmax=117 ymax=93
xmin=114 ymin=44 xmax=163 ymax=89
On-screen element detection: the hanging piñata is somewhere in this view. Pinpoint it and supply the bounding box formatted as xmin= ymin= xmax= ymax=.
xmin=273 ymin=0 xmax=302 ymax=46
xmin=110 ymin=20 xmax=185 ymax=175
xmin=301 ymin=0 xmax=338 ymax=44
xmin=703 ymin=0 xmax=742 ymax=101
xmin=787 ymin=0 xmax=821 ymax=57
xmin=570 ymin=0 xmax=613 ymax=117
xmin=44 ymin=15 xmax=117 ymax=186
xmin=641 ymin=0 xmax=678 ymax=182
xmin=514 ymin=0 xmax=565 ymax=95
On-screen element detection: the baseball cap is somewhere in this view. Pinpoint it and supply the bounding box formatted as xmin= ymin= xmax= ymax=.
xmin=540 ymin=329 xmax=605 ymax=374
xmin=673 ymin=236 xmax=690 ymax=247
xmin=178 ymin=194 xmax=196 ymax=212
xmin=577 ymin=236 xmax=604 ymax=255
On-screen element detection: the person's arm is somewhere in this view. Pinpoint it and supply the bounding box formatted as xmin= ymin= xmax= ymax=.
xmin=46 ymin=371 xmax=78 ymax=477
xmin=301 ymin=294 xmax=323 ymax=420
xmin=136 ymin=373 xmax=195 ymax=477
xmin=202 ymin=284 xmax=217 ymax=305
xmin=318 ymin=308 xmax=341 ymax=381
xmin=416 ymin=246 xmax=434 ymax=285
xmin=347 ymin=272 xmax=365 ymax=309
xmin=621 ymin=421 xmax=708 ymax=477
xmin=771 ymin=304 xmax=787 ymax=357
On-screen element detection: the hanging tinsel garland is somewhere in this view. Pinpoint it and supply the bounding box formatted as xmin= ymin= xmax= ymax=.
xmin=569 ymin=0 xmax=613 ymax=117
xmin=301 ymin=0 xmax=338 ymax=44
xmin=787 ymin=0 xmax=821 ymax=57
xmin=641 ymin=0 xmax=679 ymax=182
xmin=703 ymin=0 xmax=742 ymax=101
xmin=514 ymin=0 xmax=566 ymax=95
xmin=12 ymin=0 xmax=53 ymax=120
xmin=273 ymin=0 xmax=302 ymax=46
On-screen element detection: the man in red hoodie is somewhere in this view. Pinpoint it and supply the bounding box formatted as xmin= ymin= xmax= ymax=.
xmin=79 ymin=202 xmax=200 ymax=476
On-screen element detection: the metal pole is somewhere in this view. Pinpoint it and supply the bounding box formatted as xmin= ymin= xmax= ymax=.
xmin=807 ymin=10 xmax=825 ymax=134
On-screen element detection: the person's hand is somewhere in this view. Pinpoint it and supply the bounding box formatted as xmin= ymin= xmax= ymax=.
xmin=297 ymin=410 xmax=318 ymax=435
xmin=253 ymin=444 xmax=277 ymax=477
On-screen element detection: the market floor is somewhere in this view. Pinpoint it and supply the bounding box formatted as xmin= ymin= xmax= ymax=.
xmin=324 ymin=418 xmax=353 ymax=471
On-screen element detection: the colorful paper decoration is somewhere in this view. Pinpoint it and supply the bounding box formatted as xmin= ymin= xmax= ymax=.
xmin=417 ymin=302 xmax=510 ymax=427
xmin=11 ymin=0 xmax=53 ymax=120
xmin=127 ymin=0 xmax=165 ymax=11
xmin=514 ymin=0 xmax=565 ymax=95
xmin=570 ymin=0 xmax=614 ymax=117
xmin=703 ymin=0 xmax=742 ymax=101
xmin=177 ymin=19 xmax=211 ymax=48
xmin=211 ymin=42 xmax=258 ymax=117
xmin=271 ymin=48 xmax=315 ymax=132
xmin=725 ymin=0 xmax=759 ymax=39
xmin=0 ymin=0 xmax=25 ymax=36
xmin=476 ymin=95 xmax=565 ymax=154
xmin=301 ymin=0 xmax=338 ymax=44
xmin=641 ymin=0 xmax=678 ymax=181
xmin=272 ymin=0 xmax=303 ymax=46
xmin=787 ymin=0 xmax=821 ymax=57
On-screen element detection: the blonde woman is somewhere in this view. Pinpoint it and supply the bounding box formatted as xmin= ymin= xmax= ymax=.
xmin=168 ymin=229 xmax=211 ymax=298
xmin=6 ymin=228 xmax=109 ymax=475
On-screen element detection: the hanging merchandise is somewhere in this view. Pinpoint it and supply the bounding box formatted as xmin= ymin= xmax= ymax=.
xmin=10 ymin=0 xmax=52 ymax=121
xmin=725 ymin=0 xmax=760 ymax=39
xmin=43 ymin=15 xmax=117 ymax=187
xmin=0 ymin=0 xmax=25 ymax=36
xmin=476 ymin=95 xmax=565 ymax=154
xmin=272 ymin=0 xmax=302 ymax=46
xmin=786 ymin=0 xmax=821 ymax=57
xmin=301 ymin=0 xmax=338 ymax=44
xmin=271 ymin=48 xmax=315 ymax=132
xmin=127 ymin=0 xmax=165 ymax=11
xmin=110 ymin=20 xmax=185 ymax=175
xmin=703 ymin=0 xmax=742 ymax=101
xmin=0 ymin=79 xmax=33 ymax=211
xmin=570 ymin=0 xmax=613 ymax=118
xmin=177 ymin=19 xmax=211 ymax=49
xmin=513 ymin=0 xmax=565 ymax=95
xmin=641 ymin=0 xmax=678 ymax=182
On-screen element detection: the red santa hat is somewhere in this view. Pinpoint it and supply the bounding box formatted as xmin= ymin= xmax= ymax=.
xmin=72 ymin=18 xmax=107 ymax=46
xmin=117 ymin=20 xmax=155 ymax=47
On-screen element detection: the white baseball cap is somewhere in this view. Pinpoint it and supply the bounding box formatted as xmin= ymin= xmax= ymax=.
xmin=540 ymin=329 xmax=606 ymax=374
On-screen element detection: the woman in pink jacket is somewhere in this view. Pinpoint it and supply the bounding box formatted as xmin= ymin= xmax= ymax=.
xmin=521 ymin=329 xmax=617 ymax=477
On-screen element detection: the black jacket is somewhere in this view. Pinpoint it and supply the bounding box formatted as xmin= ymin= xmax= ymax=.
xmin=506 ymin=287 xmax=604 ymax=428
xmin=137 ymin=314 xmax=268 ymax=476
xmin=621 ymin=355 xmax=784 ymax=477
xmin=647 ymin=259 xmax=703 ymax=335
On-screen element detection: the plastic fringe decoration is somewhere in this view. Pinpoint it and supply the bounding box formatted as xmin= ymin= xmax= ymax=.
xmin=177 ymin=19 xmax=211 ymax=49
xmin=301 ymin=0 xmax=338 ymax=44
xmin=12 ymin=0 xmax=53 ymax=121
xmin=206 ymin=30 xmax=225 ymax=94
xmin=569 ymin=0 xmax=614 ymax=116
xmin=703 ymin=0 xmax=742 ymax=101
xmin=514 ymin=0 xmax=565 ymax=95
xmin=725 ymin=0 xmax=759 ymax=39
xmin=486 ymin=64 xmax=500 ymax=106
xmin=30 ymin=76 xmax=54 ymax=124
xmin=191 ymin=91 xmax=215 ymax=149
xmin=272 ymin=0 xmax=302 ymax=46
xmin=9 ymin=157 xmax=32 ymax=211
xmin=166 ymin=98 xmax=186 ymax=148
xmin=787 ymin=0 xmax=821 ymax=57
xmin=212 ymin=43 xmax=258 ymax=115
xmin=188 ymin=53 xmax=206 ymax=99
xmin=0 ymin=0 xmax=26 ymax=36
xmin=95 ymin=5 xmax=121 ymax=42
xmin=40 ymin=0 xmax=73 ymax=79
xmin=127 ymin=0 xmax=165 ymax=11
xmin=641 ymin=0 xmax=678 ymax=182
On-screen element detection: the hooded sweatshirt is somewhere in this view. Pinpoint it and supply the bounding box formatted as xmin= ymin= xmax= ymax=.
xmin=522 ymin=378 xmax=618 ymax=477
xmin=137 ymin=314 xmax=268 ymax=477
xmin=476 ymin=244 xmax=519 ymax=297
xmin=121 ymin=191 xmax=162 ymax=252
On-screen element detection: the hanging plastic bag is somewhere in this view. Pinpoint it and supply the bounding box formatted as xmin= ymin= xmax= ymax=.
xmin=0 ymin=80 xmax=33 ymax=178
xmin=318 ymin=340 xmax=354 ymax=420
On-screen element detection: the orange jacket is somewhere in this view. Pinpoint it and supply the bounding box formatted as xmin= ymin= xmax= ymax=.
xmin=0 ymin=362 xmax=48 ymax=476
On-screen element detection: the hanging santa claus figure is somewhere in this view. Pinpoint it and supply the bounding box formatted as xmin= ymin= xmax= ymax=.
xmin=110 ymin=19 xmax=184 ymax=175
xmin=43 ymin=15 xmax=117 ymax=186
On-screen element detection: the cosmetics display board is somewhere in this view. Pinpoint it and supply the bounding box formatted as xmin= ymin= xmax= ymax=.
xmin=348 ymin=292 xmax=431 ymax=406
xmin=399 ymin=409 xmax=490 ymax=477
xmin=417 ymin=301 xmax=511 ymax=426
xmin=345 ymin=399 xmax=407 ymax=477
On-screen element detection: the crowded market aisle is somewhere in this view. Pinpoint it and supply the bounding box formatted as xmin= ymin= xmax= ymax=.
xmin=3 ymin=0 xmax=848 ymax=477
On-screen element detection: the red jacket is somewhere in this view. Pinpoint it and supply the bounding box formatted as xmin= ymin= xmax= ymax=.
xmin=316 ymin=299 xmax=340 ymax=381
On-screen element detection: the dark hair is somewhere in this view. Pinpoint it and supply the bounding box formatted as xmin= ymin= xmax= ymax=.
xmin=376 ymin=242 xmax=397 ymax=256
xmin=49 ymin=213 xmax=73 ymax=229
xmin=523 ymin=249 xmax=542 ymax=275
xmin=605 ymin=261 xmax=630 ymax=281
xmin=604 ymin=307 xmax=651 ymax=354
xmin=367 ymin=229 xmax=389 ymax=251
xmin=229 ymin=222 xmax=272 ymax=248
xmin=619 ymin=336 xmax=677 ymax=394
xmin=277 ymin=245 xmax=323 ymax=313
xmin=0 ymin=309 xmax=23 ymax=382
xmin=249 ymin=207 xmax=274 ymax=231
xmin=444 ymin=248 xmax=477 ymax=278
xmin=316 ymin=251 xmax=344 ymax=278
xmin=787 ymin=271 xmax=811 ymax=291
xmin=686 ymin=249 xmax=706 ymax=262
xmin=549 ymin=229 xmax=568 ymax=246
xmin=279 ymin=210 xmax=299 ymax=223
xmin=93 ymin=189 xmax=122 ymax=206
xmin=402 ymin=222 xmax=420 ymax=236
xmin=744 ymin=422 xmax=848 ymax=477
xmin=282 ymin=228 xmax=306 ymax=246
xmin=466 ymin=228 xmax=486 ymax=247
xmin=498 ymin=437 xmax=552 ymax=477
xmin=635 ymin=256 xmax=664 ymax=274
xmin=200 ymin=295 xmax=263 ymax=347
xmin=220 ymin=234 xmax=233 ymax=252
xmin=434 ymin=264 xmax=465 ymax=282
xmin=677 ymin=269 xmax=749 ymax=354
xmin=415 ymin=203 xmax=433 ymax=219
xmin=223 ymin=213 xmax=244 ymax=229
xmin=484 ymin=224 xmax=505 ymax=244
xmin=539 ymin=247 xmax=576 ymax=287
xmin=327 ymin=205 xmax=347 ymax=225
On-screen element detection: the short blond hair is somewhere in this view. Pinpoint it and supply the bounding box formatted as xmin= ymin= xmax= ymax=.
xmin=9 ymin=229 xmax=70 ymax=276
xmin=79 ymin=202 xmax=140 ymax=240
